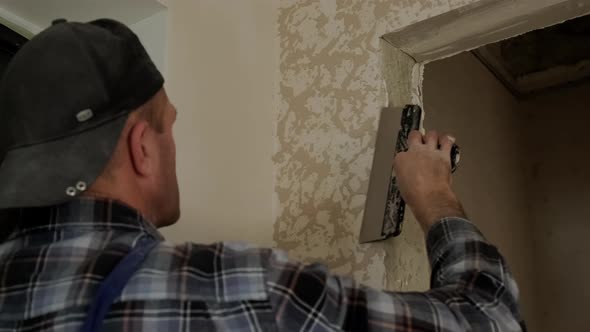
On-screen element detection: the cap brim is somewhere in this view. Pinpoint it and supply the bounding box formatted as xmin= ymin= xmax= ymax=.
xmin=0 ymin=115 xmax=128 ymax=208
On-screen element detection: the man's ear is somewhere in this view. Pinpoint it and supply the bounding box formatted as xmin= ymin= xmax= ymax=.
xmin=128 ymin=120 xmax=152 ymax=177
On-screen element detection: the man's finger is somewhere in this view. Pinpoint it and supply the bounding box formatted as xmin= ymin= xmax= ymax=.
xmin=439 ymin=134 xmax=455 ymax=155
xmin=407 ymin=130 xmax=423 ymax=148
xmin=424 ymin=130 xmax=438 ymax=149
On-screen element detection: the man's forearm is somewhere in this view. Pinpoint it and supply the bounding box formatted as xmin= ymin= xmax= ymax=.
xmin=411 ymin=188 xmax=466 ymax=233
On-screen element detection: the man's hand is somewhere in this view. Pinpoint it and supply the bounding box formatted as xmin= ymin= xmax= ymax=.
xmin=393 ymin=130 xmax=466 ymax=233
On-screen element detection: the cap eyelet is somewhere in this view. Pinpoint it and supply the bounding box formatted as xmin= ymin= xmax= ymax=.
xmin=76 ymin=109 xmax=94 ymax=122
xmin=66 ymin=187 xmax=77 ymax=196
xmin=76 ymin=181 xmax=87 ymax=191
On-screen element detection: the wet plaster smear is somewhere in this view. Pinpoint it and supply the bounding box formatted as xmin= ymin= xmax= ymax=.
xmin=273 ymin=0 xmax=479 ymax=290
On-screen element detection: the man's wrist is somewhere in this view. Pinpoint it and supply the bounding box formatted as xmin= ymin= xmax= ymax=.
xmin=412 ymin=189 xmax=466 ymax=233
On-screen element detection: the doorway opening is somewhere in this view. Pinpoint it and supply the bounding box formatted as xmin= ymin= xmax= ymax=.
xmin=421 ymin=13 xmax=589 ymax=332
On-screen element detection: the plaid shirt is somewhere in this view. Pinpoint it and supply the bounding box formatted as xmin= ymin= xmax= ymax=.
xmin=0 ymin=198 xmax=525 ymax=331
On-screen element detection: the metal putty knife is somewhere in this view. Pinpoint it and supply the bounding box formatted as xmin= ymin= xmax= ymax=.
xmin=359 ymin=105 xmax=460 ymax=243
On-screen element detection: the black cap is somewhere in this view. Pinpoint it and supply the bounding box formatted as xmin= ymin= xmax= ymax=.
xmin=0 ymin=19 xmax=164 ymax=208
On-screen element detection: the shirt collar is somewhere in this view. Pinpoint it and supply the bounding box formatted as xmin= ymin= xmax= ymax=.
xmin=0 ymin=197 xmax=164 ymax=242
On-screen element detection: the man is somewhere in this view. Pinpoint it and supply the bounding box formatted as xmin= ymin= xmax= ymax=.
xmin=0 ymin=19 xmax=525 ymax=331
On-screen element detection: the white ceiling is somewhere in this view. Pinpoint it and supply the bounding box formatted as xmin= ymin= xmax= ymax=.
xmin=0 ymin=0 xmax=166 ymax=32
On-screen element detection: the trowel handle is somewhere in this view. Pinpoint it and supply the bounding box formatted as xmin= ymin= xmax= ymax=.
xmin=399 ymin=105 xmax=461 ymax=172
xmin=381 ymin=105 xmax=461 ymax=240
xmin=394 ymin=105 xmax=422 ymax=154
xmin=450 ymin=144 xmax=460 ymax=173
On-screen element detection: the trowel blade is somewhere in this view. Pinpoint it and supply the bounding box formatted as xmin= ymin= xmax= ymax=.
xmin=359 ymin=107 xmax=405 ymax=243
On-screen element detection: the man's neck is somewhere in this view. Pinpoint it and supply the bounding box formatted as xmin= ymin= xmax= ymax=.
xmin=82 ymin=188 xmax=158 ymax=227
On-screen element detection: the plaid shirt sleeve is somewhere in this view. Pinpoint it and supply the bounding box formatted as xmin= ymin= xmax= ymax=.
xmin=266 ymin=217 xmax=526 ymax=331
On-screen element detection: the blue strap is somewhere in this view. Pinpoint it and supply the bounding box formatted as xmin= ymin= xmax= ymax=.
xmin=80 ymin=237 xmax=159 ymax=332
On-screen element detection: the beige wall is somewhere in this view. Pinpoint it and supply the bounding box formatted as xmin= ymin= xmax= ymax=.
xmin=423 ymin=52 xmax=537 ymax=329
xmin=522 ymin=82 xmax=590 ymax=332
xmin=156 ymin=0 xmax=489 ymax=282
xmin=159 ymin=0 xmax=277 ymax=246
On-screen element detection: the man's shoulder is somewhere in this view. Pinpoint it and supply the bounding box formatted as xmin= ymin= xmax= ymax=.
xmin=152 ymin=240 xmax=280 ymax=267
xmin=122 ymin=241 xmax=284 ymax=303
xmin=150 ymin=241 xmax=277 ymax=273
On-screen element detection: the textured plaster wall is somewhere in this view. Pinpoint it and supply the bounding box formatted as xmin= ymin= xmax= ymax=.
xmin=423 ymin=52 xmax=537 ymax=329
xmin=522 ymin=82 xmax=590 ymax=332
xmin=274 ymin=0 xmax=481 ymax=289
